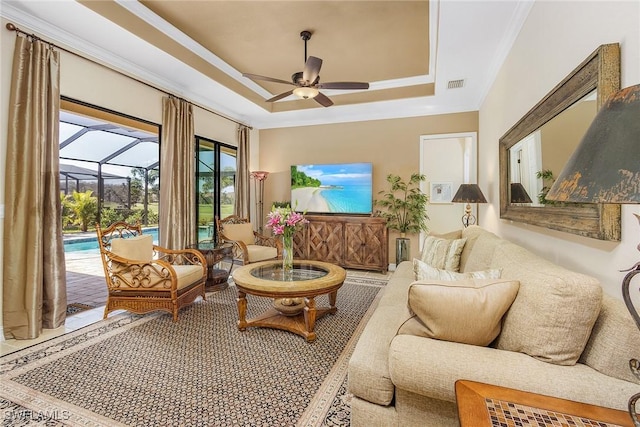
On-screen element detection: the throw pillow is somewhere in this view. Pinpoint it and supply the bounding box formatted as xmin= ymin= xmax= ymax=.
xmin=492 ymin=242 xmax=602 ymax=365
xmin=222 ymin=223 xmax=255 ymax=245
xmin=402 ymin=278 xmax=520 ymax=346
xmin=413 ymin=258 xmax=502 ymax=281
xmin=420 ymin=235 xmax=467 ymax=271
xmin=110 ymin=234 xmax=153 ymax=262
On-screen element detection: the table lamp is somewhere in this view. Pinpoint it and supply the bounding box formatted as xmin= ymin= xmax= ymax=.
xmin=510 ymin=183 xmax=533 ymax=204
xmin=545 ymin=83 xmax=640 ymax=426
xmin=451 ymin=184 xmax=487 ymax=227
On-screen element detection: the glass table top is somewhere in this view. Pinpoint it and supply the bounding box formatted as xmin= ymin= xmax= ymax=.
xmin=250 ymin=263 xmax=329 ymax=282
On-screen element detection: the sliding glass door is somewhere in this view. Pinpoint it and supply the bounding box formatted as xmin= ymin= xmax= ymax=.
xmin=196 ymin=136 xmax=236 ymax=242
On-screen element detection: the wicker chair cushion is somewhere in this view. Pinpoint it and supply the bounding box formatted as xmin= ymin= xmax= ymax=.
xmin=223 ymin=223 xmax=255 ymax=245
xmin=247 ymin=245 xmax=278 ymax=263
xmin=111 ymin=234 xmax=153 ymax=262
xmin=114 ymin=264 xmax=203 ymax=290
xmin=171 ymin=265 xmax=206 ymax=289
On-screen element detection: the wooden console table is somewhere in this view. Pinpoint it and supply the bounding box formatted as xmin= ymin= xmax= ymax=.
xmin=455 ymin=380 xmax=634 ymax=427
xmin=293 ymin=215 xmax=388 ymax=273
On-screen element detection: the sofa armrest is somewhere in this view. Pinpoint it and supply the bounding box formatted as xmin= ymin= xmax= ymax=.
xmin=388 ymin=334 xmax=640 ymax=411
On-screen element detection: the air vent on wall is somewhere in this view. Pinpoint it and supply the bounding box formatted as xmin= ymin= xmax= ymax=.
xmin=447 ymin=79 xmax=465 ymax=89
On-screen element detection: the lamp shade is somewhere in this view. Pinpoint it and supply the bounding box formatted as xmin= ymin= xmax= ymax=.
xmin=545 ymin=84 xmax=640 ymax=204
xmin=250 ymin=171 xmax=269 ymax=181
xmin=510 ymin=183 xmax=533 ymax=203
xmin=451 ymin=184 xmax=487 ymax=203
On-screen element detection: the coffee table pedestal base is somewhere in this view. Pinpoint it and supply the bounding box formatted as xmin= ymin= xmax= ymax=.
xmin=237 ymin=293 xmax=337 ymax=342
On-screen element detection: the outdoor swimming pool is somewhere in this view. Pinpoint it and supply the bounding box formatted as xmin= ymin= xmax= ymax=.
xmin=64 ymin=228 xmax=212 ymax=253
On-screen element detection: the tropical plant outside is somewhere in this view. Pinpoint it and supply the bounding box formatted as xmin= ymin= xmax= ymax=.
xmin=69 ymin=190 xmax=98 ymax=232
xmin=375 ymin=173 xmax=429 ymax=235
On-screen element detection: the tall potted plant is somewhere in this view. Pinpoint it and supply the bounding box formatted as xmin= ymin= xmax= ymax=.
xmin=375 ymin=173 xmax=429 ymax=265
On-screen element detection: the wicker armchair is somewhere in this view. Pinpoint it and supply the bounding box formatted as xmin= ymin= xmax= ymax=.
xmin=216 ymin=215 xmax=282 ymax=265
xmin=96 ymin=221 xmax=207 ymax=322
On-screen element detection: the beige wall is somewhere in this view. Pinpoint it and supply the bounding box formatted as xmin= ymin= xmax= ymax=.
xmin=540 ymin=100 xmax=596 ymax=178
xmin=480 ymin=1 xmax=640 ymax=299
xmin=258 ymin=112 xmax=478 ymax=264
xmin=0 ymin=17 xmax=256 ymax=334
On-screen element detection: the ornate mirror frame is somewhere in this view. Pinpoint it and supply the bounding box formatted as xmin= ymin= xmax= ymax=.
xmin=499 ymin=43 xmax=621 ymax=240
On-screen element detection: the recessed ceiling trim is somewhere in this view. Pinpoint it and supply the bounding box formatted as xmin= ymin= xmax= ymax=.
xmin=119 ymin=0 xmax=437 ymax=103
xmin=114 ymin=0 xmax=273 ymax=99
xmin=1 ymin=2 xmax=180 ymax=98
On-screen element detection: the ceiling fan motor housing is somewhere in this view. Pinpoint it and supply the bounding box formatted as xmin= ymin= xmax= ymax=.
xmin=292 ymin=71 xmax=319 ymax=86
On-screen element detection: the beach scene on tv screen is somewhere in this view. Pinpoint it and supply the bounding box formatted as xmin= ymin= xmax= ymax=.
xmin=291 ymin=163 xmax=373 ymax=214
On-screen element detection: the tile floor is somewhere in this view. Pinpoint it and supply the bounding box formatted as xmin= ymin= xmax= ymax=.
xmin=0 ymin=255 xmax=392 ymax=356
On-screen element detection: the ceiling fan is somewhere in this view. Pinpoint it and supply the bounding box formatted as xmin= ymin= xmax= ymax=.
xmin=242 ymin=30 xmax=370 ymax=107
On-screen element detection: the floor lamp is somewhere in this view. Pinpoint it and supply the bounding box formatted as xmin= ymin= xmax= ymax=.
xmin=545 ymin=84 xmax=640 ymax=426
xmin=250 ymin=171 xmax=269 ymax=233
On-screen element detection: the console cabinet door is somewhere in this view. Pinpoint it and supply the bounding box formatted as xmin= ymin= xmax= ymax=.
xmin=307 ymin=220 xmax=343 ymax=264
xmin=344 ymin=222 xmax=387 ymax=271
xmin=293 ymin=227 xmax=307 ymax=258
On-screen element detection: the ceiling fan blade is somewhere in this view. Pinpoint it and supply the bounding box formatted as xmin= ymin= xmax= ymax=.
xmin=266 ymin=90 xmax=294 ymax=102
xmin=314 ymin=92 xmax=334 ymax=107
xmin=242 ymin=73 xmax=294 ymax=86
xmin=302 ymin=56 xmax=323 ymax=84
xmin=317 ymin=82 xmax=370 ymax=90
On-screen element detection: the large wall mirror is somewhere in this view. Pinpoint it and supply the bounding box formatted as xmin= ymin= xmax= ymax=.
xmin=499 ymin=43 xmax=621 ymax=240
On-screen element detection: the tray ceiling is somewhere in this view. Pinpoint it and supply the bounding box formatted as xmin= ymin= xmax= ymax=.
xmin=1 ymin=1 xmax=533 ymax=129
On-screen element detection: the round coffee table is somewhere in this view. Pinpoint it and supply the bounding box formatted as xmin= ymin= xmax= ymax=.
xmin=232 ymin=260 xmax=346 ymax=342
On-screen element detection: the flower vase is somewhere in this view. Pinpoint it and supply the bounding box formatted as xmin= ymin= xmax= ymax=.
xmin=282 ymin=233 xmax=294 ymax=275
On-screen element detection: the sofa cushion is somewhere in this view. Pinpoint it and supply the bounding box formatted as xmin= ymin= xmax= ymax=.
xmin=110 ymin=234 xmax=153 ymax=262
xmin=492 ymin=242 xmax=602 ymax=365
xmin=459 ymin=225 xmax=487 ymax=272
xmin=223 ymin=223 xmax=255 ymax=245
xmin=579 ymin=294 xmax=640 ymax=384
xmin=401 ymin=278 xmax=519 ymax=346
xmin=420 ymin=236 xmax=467 ymax=272
xmin=459 ymin=228 xmax=503 ymax=273
xmin=413 ymin=258 xmax=501 ymax=281
xmin=388 ymin=334 xmax=640 ymax=411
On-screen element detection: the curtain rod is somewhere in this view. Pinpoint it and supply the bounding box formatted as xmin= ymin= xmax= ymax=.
xmin=5 ymin=22 xmax=253 ymax=130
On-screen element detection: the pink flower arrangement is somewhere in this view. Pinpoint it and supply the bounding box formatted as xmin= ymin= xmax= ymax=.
xmin=266 ymin=207 xmax=308 ymax=237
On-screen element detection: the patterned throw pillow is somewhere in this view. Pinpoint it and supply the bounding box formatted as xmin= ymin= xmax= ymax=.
xmin=420 ymin=236 xmax=467 ymax=271
xmin=413 ymin=258 xmax=502 ymax=281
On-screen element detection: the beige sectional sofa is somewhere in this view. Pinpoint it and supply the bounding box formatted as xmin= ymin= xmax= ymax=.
xmin=348 ymin=226 xmax=640 ymax=426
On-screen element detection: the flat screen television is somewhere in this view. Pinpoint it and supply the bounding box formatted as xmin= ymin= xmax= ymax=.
xmin=290 ymin=162 xmax=373 ymax=214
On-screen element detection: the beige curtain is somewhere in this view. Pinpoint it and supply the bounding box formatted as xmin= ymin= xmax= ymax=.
xmin=3 ymin=35 xmax=66 ymax=339
xmin=159 ymin=96 xmax=195 ymax=249
xmin=234 ymin=125 xmax=251 ymax=219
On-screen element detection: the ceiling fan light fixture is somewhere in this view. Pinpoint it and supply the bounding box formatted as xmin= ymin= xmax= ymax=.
xmin=293 ymin=86 xmax=319 ymax=99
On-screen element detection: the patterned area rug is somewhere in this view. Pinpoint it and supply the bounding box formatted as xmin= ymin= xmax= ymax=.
xmin=1 ymin=275 xmax=386 ymax=426
xmin=66 ymin=303 xmax=95 ymax=316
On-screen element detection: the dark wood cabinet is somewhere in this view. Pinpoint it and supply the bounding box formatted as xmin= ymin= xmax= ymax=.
xmin=294 ymin=215 xmax=388 ymax=273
